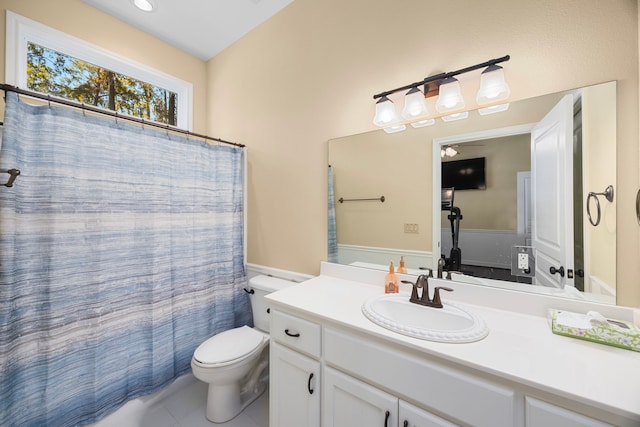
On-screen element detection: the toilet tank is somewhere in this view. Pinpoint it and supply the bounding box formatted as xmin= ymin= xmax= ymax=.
xmin=248 ymin=275 xmax=296 ymax=332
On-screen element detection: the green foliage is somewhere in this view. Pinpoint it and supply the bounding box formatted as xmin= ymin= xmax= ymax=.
xmin=26 ymin=42 xmax=178 ymax=125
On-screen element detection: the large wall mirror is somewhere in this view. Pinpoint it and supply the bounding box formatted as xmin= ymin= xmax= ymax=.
xmin=328 ymin=81 xmax=616 ymax=305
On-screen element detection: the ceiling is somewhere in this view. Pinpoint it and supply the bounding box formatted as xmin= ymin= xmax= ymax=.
xmin=81 ymin=0 xmax=294 ymax=61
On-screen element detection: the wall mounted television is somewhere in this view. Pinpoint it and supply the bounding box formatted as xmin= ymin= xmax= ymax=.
xmin=442 ymin=157 xmax=486 ymax=190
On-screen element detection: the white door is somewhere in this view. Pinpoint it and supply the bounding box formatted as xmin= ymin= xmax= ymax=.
xmin=531 ymin=94 xmax=574 ymax=288
xmin=323 ymin=366 xmax=398 ymax=427
xmin=270 ymin=342 xmax=320 ymax=427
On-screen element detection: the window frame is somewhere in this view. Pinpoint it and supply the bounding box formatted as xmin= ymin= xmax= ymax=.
xmin=5 ymin=10 xmax=193 ymax=130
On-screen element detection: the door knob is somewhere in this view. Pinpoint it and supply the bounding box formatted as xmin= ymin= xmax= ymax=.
xmin=549 ymin=266 xmax=565 ymax=277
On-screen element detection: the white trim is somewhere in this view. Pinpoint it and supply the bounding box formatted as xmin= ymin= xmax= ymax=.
xmin=246 ymin=263 xmax=315 ymax=283
xmin=5 ymin=11 xmax=193 ymax=130
xmin=517 ymin=171 xmax=532 ymax=237
xmin=336 ymin=244 xmax=432 ymax=271
xmin=432 ymin=124 xmax=535 ymax=273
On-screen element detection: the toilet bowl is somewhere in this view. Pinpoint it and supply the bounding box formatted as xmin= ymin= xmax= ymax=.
xmin=190 ymin=275 xmax=295 ymax=423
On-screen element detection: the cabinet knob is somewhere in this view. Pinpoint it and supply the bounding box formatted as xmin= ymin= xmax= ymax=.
xmin=384 ymin=410 xmax=390 ymax=427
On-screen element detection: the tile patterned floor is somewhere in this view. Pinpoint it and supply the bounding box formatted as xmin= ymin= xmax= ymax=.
xmin=91 ymin=374 xmax=269 ymax=427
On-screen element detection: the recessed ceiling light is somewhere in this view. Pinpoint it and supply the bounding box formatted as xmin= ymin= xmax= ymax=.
xmin=133 ymin=0 xmax=155 ymax=12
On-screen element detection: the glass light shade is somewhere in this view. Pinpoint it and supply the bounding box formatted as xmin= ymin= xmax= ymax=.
xmin=476 ymin=65 xmax=510 ymax=105
xmin=133 ymin=0 xmax=155 ymax=11
xmin=435 ymin=77 xmax=465 ymax=113
xmin=401 ymin=87 xmax=429 ymax=120
xmin=441 ymin=111 xmax=469 ymax=122
xmin=373 ymin=96 xmax=400 ymax=127
xmin=383 ymin=124 xmax=406 ymax=134
xmin=478 ymin=103 xmax=510 ymax=115
xmin=410 ymin=118 xmax=435 ymax=128
xmin=444 ymin=146 xmax=458 ymax=157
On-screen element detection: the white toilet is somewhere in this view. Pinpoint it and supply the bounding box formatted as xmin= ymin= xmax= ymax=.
xmin=191 ymin=274 xmax=295 ymax=423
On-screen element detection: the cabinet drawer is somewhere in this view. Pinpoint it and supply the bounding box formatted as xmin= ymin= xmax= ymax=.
xmin=271 ymin=310 xmax=321 ymax=358
xmin=324 ymin=327 xmax=515 ymax=427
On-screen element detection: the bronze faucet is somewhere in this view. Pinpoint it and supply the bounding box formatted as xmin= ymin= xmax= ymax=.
xmin=401 ymin=274 xmax=453 ymax=309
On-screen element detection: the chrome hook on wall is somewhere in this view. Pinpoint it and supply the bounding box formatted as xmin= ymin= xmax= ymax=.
xmin=586 ymin=185 xmax=614 ymax=226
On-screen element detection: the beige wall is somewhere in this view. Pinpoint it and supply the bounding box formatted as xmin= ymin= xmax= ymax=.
xmin=0 ymin=0 xmax=208 ymax=134
xmin=583 ymin=84 xmax=617 ymax=290
xmin=442 ymin=134 xmax=531 ymax=231
xmin=0 ymin=1 xmax=637 ymax=306
xmin=207 ymin=0 xmax=639 ymax=307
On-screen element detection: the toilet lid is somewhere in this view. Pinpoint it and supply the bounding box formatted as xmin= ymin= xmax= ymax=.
xmin=194 ymin=326 xmax=266 ymax=365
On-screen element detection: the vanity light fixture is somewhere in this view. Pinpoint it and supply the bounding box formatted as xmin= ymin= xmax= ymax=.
xmin=441 ymin=146 xmax=458 ymax=158
xmin=133 ymin=0 xmax=155 ymax=12
xmin=410 ymin=118 xmax=436 ymax=128
xmin=478 ymin=103 xmax=510 ymax=116
xmin=383 ymin=124 xmax=407 ymax=134
xmin=435 ymin=77 xmax=465 ymax=114
xmin=476 ymin=64 xmax=510 ymax=105
xmin=372 ymin=55 xmax=510 ymax=132
xmin=401 ymin=86 xmax=430 ymax=121
xmin=373 ymin=95 xmax=401 ymax=127
xmin=441 ymin=111 xmax=469 ymax=122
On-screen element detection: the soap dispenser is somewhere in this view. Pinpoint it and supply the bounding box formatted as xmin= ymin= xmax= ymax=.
xmin=385 ymin=261 xmax=400 ymax=293
xmin=397 ymin=256 xmax=407 ymax=274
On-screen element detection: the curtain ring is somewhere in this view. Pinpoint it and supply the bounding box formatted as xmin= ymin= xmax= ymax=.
xmin=47 ymin=94 xmax=51 ymax=108
xmin=81 ymin=102 xmax=85 ymax=116
xmin=114 ymin=111 xmax=118 ymax=124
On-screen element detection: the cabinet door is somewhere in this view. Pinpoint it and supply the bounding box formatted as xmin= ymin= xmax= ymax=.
xmin=525 ymin=397 xmax=614 ymax=427
xmin=270 ymin=342 xmax=320 ymax=427
xmin=399 ymin=400 xmax=460 ymax=427
xmin=323 ymin=366 xmax=398 ymax=427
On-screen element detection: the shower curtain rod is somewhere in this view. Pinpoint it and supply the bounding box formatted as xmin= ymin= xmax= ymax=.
xmin=0 ymin=84 xmax=244 ymax=148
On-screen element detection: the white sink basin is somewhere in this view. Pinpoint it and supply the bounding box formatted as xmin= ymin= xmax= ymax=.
xmin=361 ymin=294 xmax=489 ymax=343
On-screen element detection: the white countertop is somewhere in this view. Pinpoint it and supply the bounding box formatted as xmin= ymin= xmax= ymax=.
xmin=265 ymin=263 xmax=640 ymax=422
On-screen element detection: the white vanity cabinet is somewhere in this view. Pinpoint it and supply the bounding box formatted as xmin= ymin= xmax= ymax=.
xmin=323 ymin=366 xmax=398 ymax=427
xmin=266 ymin=271 xmax=640 ymax=427
xmin=270 ymin=342 xmax=320 ymax=427
xmin=269 ymin=310 xmax=321 ymax=427
xmin=323 ymin=366 xmax=459 ymax=427
xmin=524 ymin=397 xmax=615 ymax=427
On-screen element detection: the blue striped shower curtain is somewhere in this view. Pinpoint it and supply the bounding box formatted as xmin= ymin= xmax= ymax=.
xmin=0 ymin=92 xmax=252 ymax=426
xmin=328 ymin=165 xmax=338 ymax=263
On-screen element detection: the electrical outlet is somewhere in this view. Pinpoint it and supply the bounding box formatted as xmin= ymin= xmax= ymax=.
xmin=511 ymin=245 xmax=535 ymax=277
xmin=404 ymin=223 xmax=419 ymax=234
xmin=518 ymin=253 xmax=529 ymax=270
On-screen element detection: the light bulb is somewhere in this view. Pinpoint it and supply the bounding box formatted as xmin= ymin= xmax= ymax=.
xmin=133 ymin=0 xmax=154 ymax=12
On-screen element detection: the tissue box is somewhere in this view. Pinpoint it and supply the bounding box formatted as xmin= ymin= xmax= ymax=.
xmin=548 ymin=309 xmax=640 ymax=352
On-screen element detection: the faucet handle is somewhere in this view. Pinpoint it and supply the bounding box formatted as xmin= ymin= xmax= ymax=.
xmin=431 ymin=286 xmax=453 ymax=308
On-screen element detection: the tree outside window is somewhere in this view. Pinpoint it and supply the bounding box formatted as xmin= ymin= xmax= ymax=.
xmin=27 ymin=42 xmax=178 ymax=125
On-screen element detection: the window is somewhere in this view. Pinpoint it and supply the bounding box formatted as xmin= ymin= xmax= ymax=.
xmin=5 ymin=11 xmax=193 ymax=129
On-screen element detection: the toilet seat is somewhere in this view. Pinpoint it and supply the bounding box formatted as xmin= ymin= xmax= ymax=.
xmin=193 ymin=326 xmax=267 ymax=367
